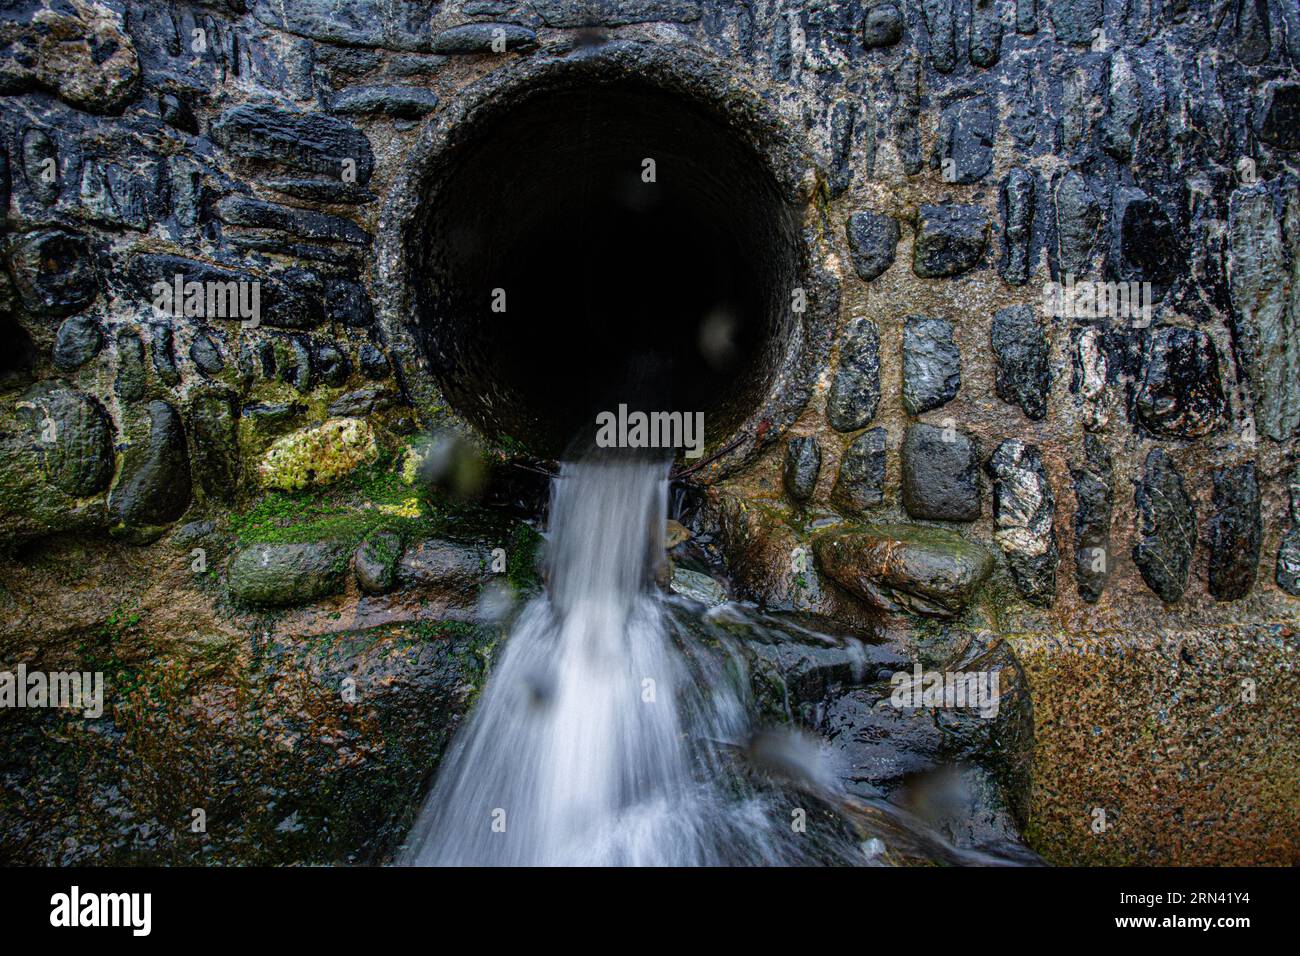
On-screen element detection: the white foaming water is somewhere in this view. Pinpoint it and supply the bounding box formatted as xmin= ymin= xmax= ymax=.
xmin=401 ymin=456 xmax=806 ymax=866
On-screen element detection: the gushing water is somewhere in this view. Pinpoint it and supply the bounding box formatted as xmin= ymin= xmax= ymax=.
xmin=402 ymin=456 xmax=819 ymax=866
xmin=401 ymin=455 xmax=1037 ymax=867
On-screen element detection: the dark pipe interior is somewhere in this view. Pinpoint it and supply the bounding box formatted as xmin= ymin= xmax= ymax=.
xmin=411 ymin=80 xmax=799 ymax=457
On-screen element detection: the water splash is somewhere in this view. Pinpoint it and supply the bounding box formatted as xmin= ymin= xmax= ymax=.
xmin=401 ymin=456 xmax=1036 ymax=866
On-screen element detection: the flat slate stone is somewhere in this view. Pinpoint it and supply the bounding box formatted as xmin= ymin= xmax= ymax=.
xmin=1207 ymin=463 xmax=1261 ymax=602
xmin=901 ymin=423 xmax=980 ymax=522
xmin=827 ymin=318 xmax=880 ymax=432
xmin=430 ymin=24 xmax=537 ymax=53
xmin=1070 ymin=435 xmax=1112 ymax=603
xmin=210 ymin=103 xmax=375 ymax=186
xmin=1132 ymin=448 xmax=1196 ymax=603
xmin=327 ymin=86 xmax=439 ymax=118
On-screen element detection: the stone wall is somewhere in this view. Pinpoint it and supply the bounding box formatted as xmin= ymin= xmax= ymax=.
xmin=1 ymin=0 xmax=1297 ymax=863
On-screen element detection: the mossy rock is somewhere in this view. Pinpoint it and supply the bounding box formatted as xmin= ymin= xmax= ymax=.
xmin=227 ymin=540 xmax=350 ymax=607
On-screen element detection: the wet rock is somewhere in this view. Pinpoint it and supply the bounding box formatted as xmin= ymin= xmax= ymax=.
xmin=324 ymin=279 xmax=374 ymax=327
xmin=1111 ymin=189 xmax=1180 ymax=298
xmin=920 ymin=0 xmax=957 ymax=73
xmin=356 ymin=531 xmax=403 ymax=595
xmin=156 ymin=256 xmax=325 ymax=331
xmin=1069 ymin=435 xmax=1112 ymax=603
xmin=1052 ymin=172 xmax=1102 ymax=278
xmin=814 ymin=524 xmax=994 ymax=619
xmin=1254 ymin=82 xmax=1300 ymax=151
xmin=6 ymin=229 xmax=98 ymax=318
xmin=1132 ymin=449 xmax=1196 ymax=603
xmin=1134 ymin=326 xmax=1225 ymax=438
xmin=313 ymin=341 xmax=350 ymax=387
xmin=159 ymin=93 xmax=198 ymax=134
xmin=969 ymin=0 xmax=1003 ymax=67
xmin=862 ymin=4 xmax=904 ymax=48
xmin=1227 ymin=185 xmax=1300 ymax=441
xmin=832 ymin=427 xmax=886 ymax=513
xmin=1289 ymin=463 xmax=1300 ymax=525
xmin=20 ymin=129 xmax=58 ymax=205
xmin=784 ymin=436 xmax=822 ymax=504
xmin=1047 ymin=0 xmax=1102 ymax=45
xmin=532 ymin=1 xmax=700 ymax=27
xmin=0 ymin=2 xmax=139 ymax=112
xmin=430 ymin=24 xmax=537 ymax=53
xmin=108 ymin=401 xmax=192 ymax=544
xmin=1071 ymin=327 xmax=1111 ymax=431
xmin=913 ymin=204 xmax=989 ymax=278
xmin=189 ymin=390 xmax=240 ymax=505
xmin=210 ymin=104 xmax=375 ymax=186
xmin=1207 ymin=463 xmax=1260 ymax=602
xmin=669 ymin=566 xmax=727 ymax=606
xmin=283 ymin=336 xmax=314 ymax=391
xmin=901 ymin=423 xmax=980 ymax=522
xmin=149 ymin=323 xmax=180 ymax=387
xmin=189 ymin=330 xmax=226 ymax=377
xmin=817 ymin=684 xmax=945 ymax=796
xmin=265 ymin=178 xmax=376 ymax=205
xmin=13 ymin=382 xmax=115 ymax=498
xmin=328 ymin=386 xmax=391 ymax=418
xmin=827 ymin=318 xmax=880 ymax=432
xmin=79 ymin=158 xmax=168 ymax=232
xmin=327 ymin=86 xmax=439 ymax=118
xmin=1100 ymin=52 xmax=1141 ymax=162
xmin=52 ymin=316 xmax=103 ymax=371
xmin=358 ymin=343 xmax=390 ymax=379
xmin=253 ymin=0 xmax=437 ymax=50
xmin=828 ymin=100 xmax=857 ymax=197
xmin=1277 ymin=531 xmax=1300 ymax=595
xmin=215 ymin=197 xmax=370 ymax=247
xmin=114 ymin=329 xmax=147 ymax=402
xmin=397 ymin=538 xmax=492 ymax=606
xmin=846 ymin=211 xmax=899 ymax=281
xmin=991 ymin=304 xmax=1050 ymax=421
xmin=242 ymin=402 xmax=306 ymax=440
xmin=227 ymin=542 xmax=351 ymax=608
xmin=999 ymin=167 xmax=1035 ymax=285
xmin=902 ymin=316 xmax=960 ymax=414
xmin=1016 ymin=0 xmax=1038 ymax=33
xmin=986 ymin=440 xmax=1058 ymax=607
xmin=933 ymin=97 xmax=994 ymax=184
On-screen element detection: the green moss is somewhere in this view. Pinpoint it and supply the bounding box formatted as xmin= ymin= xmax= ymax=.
xmin=506 ymin=522 xmax=544 ymax=595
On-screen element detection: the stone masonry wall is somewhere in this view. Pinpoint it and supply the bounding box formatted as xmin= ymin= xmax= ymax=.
xmin=0 ymin=0 xmax=1297 ymax=863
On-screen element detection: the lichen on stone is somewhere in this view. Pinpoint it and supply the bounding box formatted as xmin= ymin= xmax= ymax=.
xmin=257 ymin=418 xmax=378 ymax=491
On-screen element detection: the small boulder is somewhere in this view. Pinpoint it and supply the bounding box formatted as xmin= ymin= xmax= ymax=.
xmin=227 ymin=541 xmax=350 ymax=608
xmin=902 ymin=316 xmax=961 ymax=414
xmin=913 ymin=203 xmax=988 ymax=278
xmin=832 ymin=427 xmax=886 ymax=513
xmin=901 ymin=423 xmax=980 ymax=522
xmin=814 ymin=524 xmax=994 ymax=619
xmin=783 ymin=435 xmax=821 ymax=504
xmin=355 ymin=531 xmax=404 ymax=595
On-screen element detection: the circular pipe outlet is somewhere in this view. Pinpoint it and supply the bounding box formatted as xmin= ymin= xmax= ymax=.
xmin=375 ymin=42 xmax=837 ymax=479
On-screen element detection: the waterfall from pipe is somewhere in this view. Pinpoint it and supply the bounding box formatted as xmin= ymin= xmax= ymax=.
xmin=402 ymin=455 xmax=813 ymax=866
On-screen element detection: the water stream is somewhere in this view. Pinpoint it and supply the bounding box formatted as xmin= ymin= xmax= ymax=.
xmin=401 ymin=455 xmax=1036 ymax=866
